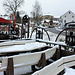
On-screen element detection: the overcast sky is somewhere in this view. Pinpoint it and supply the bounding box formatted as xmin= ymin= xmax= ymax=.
xmin=0 ymin=0 xmax=75 ymax=17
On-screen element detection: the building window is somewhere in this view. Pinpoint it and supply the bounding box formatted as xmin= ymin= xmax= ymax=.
xmin=46 ymin=17 xmax=48 ymax=19
xmin=64 ymin=20 xmax=66 ymax=23
xmin=72 ymin=16 xmax=74 ymax=18
xmin=65 ymin=15 xmax=66 ymax=17
xmin=69 ymin=11 xmax=70 ymax=14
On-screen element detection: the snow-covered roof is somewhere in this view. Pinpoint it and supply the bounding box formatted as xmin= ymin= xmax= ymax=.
xmin=60 ymin=10 xmax=75 ymax=17
xmin=0 ymin=15 xmax=10 ymax=20
xmin=54 ymin=16 xmax=60 ymax=18
xmin=43 ymin=13 xmax=53 ymax=16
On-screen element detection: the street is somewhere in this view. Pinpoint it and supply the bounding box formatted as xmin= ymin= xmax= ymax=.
xmin=46 ymin=28 xmax=65 ymax=36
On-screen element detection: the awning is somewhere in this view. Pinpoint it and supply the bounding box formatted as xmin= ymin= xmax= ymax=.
xmin=0 ymin=17 xmax=12 ymax=25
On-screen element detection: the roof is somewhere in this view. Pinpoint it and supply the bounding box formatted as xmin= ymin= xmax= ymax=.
xmin=43 ymin=13 xmax=53 ymax=16
xmin=60 ymin=10 xmax=75 ymax=18
xmin=0 ymin=15 xmax=10 ymax=20
xmin=0 ymin=17 xmax=12 ymax=25
xmin=53 ymin=21 xmax=59 ymax=23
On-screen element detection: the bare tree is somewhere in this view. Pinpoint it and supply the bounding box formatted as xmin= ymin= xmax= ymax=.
xmin=3 ymin=0 xmax=24 ymax=15
xmin=31 ymin=0 xmax=42 ymax=24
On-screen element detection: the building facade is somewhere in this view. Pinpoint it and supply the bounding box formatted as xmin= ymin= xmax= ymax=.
xmin=41 ymin=14 xmax=59 ymax=27
xmin=60 ymin=10 xmax=75 ymax=28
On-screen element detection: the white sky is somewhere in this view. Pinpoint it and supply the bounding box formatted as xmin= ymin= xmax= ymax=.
xmin=0 ymin=0 xmax=75 ymax=17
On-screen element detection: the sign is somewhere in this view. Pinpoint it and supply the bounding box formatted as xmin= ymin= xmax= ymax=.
xmin=36 ymin=30 xmax=43 ymax=39
xmin=10 ymin=25 xmax=16 ymax=35
xmin=66 ymin=32 xmax=75 ymax=46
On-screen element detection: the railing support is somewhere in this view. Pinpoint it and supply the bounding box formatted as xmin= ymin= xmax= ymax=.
xmin=6 ymin=58 xmax=14 ymax=75
xmin=38 ymin=53 xmax=46 ymax=68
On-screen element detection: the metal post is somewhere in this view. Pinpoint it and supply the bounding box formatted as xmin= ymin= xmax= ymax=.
xmin=27 ymin=19 xmax=29 ymax=38
xmin=59 ymin=45 xmax=61 ymax=58
xmin=21 ymin=20 xmax=23 ymax=39
xmin=42 ymin=28 xmax=43 ymax=39
xmin=65 ymin=29 xmax=67 ymax=43
xmin=18 ymin=25 xmax=19 ymax=39
xmin=13 ymin=23 xmax=14 ymax=39
xmin=4 ymin=71 xmax=6 ymax=75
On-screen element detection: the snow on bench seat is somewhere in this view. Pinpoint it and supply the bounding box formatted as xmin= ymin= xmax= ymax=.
xmin=0 ymin=40 xmax=35 ymax=47
xmin=0 ymin=42 xmax=47 ymax=53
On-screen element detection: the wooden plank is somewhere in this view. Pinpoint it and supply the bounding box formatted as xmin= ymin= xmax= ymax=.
xmin=1 ymin=52 xmax=41 ymax=68
xmin=44 ymin=46 xmax=57 ymax=59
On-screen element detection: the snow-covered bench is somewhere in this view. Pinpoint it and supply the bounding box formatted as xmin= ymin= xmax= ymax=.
xmin=32 ymin=55 xmax=75 ymax=75
xmin=0 ymin=45 xmax=57 ymax=75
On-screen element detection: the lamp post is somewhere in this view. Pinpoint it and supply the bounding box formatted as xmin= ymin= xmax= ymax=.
xmin=21 ymin=15 xmax=30 ymax=39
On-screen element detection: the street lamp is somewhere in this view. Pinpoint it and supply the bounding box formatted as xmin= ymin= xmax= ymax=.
xmin=21 ymin=15 xmax=30 ymax=39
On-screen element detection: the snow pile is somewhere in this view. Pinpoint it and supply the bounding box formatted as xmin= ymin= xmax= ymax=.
xmin=63 ymin=66 xmax=75 ymax=75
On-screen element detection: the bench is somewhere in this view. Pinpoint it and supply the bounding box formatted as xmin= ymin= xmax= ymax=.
xmin=0 ymin=45 xmax=57 ymax=75
xmin=32 ymin=54 xmax=75 ymax=75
